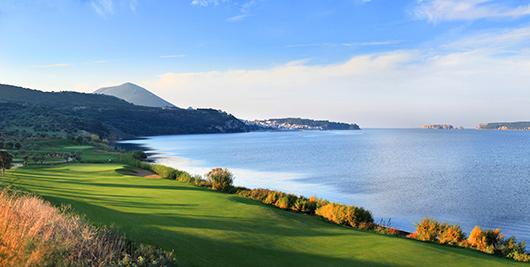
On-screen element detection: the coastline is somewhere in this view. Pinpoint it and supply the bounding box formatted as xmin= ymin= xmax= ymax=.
xmin=115 ymin=130 xmax=530 ymax=243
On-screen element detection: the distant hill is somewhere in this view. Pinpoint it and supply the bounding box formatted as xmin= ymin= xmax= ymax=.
xmin=95 ymin=83 xmax=176 ymax=108
xmin=476 ymin=122 xmax=530 ymax=131
xmin=0 ymin=83 xmax=248 ymax=139
xmin=247 ymin=118 xmax=360 ymax=130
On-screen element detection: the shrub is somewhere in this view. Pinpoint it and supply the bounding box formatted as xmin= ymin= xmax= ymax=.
xmin=292 ymin=196 xmax=309 ymax=212
xmin=264 ymin=191 xmax=279 ymax=205
xmin=414 ymin=217 xmax=440 ymax=242
xmin=151 ymin=164 xmax=178 ymax=179
xmin=406 ymin=232 xmax=419 ymax=239
xmin=315 ymin=202 xmax=374 ymax=228
xmin=467 ymin=226 xmax=503 ymax=253
xmin=438 ymin=222 xmax=465 ymax=245
xmin=205 ymin=168 xmax=234 ymax=192
xmin=177 ymin=172 xmax=192 ymax=183
xmin=500 ymin=237 xmax=526 ymax=257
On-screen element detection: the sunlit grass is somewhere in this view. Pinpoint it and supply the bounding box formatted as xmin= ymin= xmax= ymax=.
xmin=2 ymin=164 xmax=524 ymax=266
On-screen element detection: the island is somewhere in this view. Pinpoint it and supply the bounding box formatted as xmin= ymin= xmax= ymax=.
xmin=476 ymin=122 xmax=530 ymax=131
xmin=422 ymin=125 xmax=463 ymax=130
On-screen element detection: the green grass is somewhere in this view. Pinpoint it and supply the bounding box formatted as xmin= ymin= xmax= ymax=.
xmin=2 ymin=164 xmax=525 ymax=266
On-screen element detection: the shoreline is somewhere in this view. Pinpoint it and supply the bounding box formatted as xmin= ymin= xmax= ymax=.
xmin=117 ymin=132 xmax=530 ymax=243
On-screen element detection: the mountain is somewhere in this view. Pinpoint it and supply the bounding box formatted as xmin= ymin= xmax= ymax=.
xmin=94 ymin=82 xmax=177 ymax=108
xmin=476 ymin=122 xmax=530 ymax=131
xmin=0 ymin=83 xmax=249 ymax=139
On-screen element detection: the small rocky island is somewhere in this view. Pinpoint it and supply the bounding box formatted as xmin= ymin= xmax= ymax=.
xmin=422 ymin=125 xmax=464 ymax=130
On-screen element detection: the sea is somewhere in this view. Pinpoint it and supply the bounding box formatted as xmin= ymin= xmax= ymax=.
xmin=118 ymin=129 xmax=530 ymax=241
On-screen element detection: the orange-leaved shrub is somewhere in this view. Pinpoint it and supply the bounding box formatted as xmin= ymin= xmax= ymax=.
xmin=438 ymin=222 xmax=465 ymax=245
xmin=315 ymin=202 xmax=374 ymax=229
xmin=467 ymin=226 xmax=503 ymax=254
xmin=413 ymin=217 xmax=440 ymax=242
xmin=412 ymin=217 xmax=464 ymax=244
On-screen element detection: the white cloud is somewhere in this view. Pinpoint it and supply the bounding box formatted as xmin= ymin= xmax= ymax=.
xmin=415 ymin=0 xmax=530 ymax=22
xmin=141 ymin=27 xmax=530 ymax=128
xmin=32 ymin=63 xmax=72 ymax=68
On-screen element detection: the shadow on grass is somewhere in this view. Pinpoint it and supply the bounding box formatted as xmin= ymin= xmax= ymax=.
xmin=41 ymin=196 xmax=400 ymax=267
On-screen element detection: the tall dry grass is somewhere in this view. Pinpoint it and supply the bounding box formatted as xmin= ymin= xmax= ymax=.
xmin=0 ymin=187 xmax=177 ymax=266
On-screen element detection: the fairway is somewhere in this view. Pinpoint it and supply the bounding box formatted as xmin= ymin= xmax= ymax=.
xmin=2 ymin=164 xmax=524 ymax=266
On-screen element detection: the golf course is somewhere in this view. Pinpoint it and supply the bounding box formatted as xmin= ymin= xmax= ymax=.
xmin=2 ymin=161 xmax=525 ymax=266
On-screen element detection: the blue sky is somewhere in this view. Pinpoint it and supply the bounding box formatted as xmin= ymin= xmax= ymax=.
xmin=1 ymin=0 xmax=530 ymax=127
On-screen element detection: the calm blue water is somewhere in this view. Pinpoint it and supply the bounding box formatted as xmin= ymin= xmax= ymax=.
xmin=120 ymin=129 xmax=530 ymax=241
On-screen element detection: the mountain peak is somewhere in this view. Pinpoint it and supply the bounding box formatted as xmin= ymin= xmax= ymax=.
xmin=94 ymin=83 xmax=177 ymax=108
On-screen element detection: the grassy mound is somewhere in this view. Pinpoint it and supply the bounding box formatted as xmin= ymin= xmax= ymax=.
xmin=2 ymin=164 xmax=525 ymax=266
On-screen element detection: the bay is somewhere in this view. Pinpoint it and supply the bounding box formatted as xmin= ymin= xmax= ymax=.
xmin=119 ymin=129 xmax=530 ymax=241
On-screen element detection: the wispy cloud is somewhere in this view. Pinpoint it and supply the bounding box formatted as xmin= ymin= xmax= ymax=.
xmin=129 ymin=0 xmax=138 ymax=13
xmin=191 ymin=0 xmax=259 ymax=22
xmin=443 ymin=26 xmax=530 ymax=52
xmin=90 ymin=0 xmax=113 ymax=18
xmin=415 ymin=0 xmax=530 ymax=22
xmin=191 ymin=0 xmax=226 ymax=7
xmin=227 ymin=14 xmax=250 ymax=22
xmin=286 ymin=41 xmax=399 ymax=48
xmin=92 ymin=60 xmax=109 ymax=63
xmin=32 ymin=63 xmax=72 ymax=68
xmin=161 ymin=55 xmax=186 ymax=58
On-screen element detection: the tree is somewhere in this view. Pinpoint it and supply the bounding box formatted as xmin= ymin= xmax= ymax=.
xmin=76 ymin=136 xmax=83 ymax=143
xmin=31 ymin=153 xmax=39 ymax=165
xmin=0 ymin=150 xmax=13 ymax=176
xmin=22 ymin=154 xmax=29 ymax=166
xmin=73 ymin=151 xmax=82 ymax=163
xmin=38 ymin=154 xmax=46 ymax=165
xmin=14 ymin=143 xmax=21 ymax=150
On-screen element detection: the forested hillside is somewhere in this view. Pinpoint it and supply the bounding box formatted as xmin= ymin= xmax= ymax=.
xmin=0 ymin=84 xmax=249 ymax=139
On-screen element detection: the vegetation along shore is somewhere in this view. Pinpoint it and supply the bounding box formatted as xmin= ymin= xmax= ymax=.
xmin=1 ymin=133 xmax=529 ymax=266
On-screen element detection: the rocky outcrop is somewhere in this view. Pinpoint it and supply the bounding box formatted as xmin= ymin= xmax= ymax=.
xmin=422 ymin=125 xmax=463 ymax=130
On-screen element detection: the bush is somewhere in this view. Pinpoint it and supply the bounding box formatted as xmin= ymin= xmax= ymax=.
xmin=315 ymin=202 xmax=374 ymax=228
xmin=205 ymin=168 xmax=234 ymax=192
xmin=438 ymin=222 xmax=465 ymax=245
xmin=413 ymin=217 xmax=440 ymax=242
xmin=467 ymin=226 xmax=503 ymax=252
xmin=151 ymin=164 xmax=178 ymax=179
